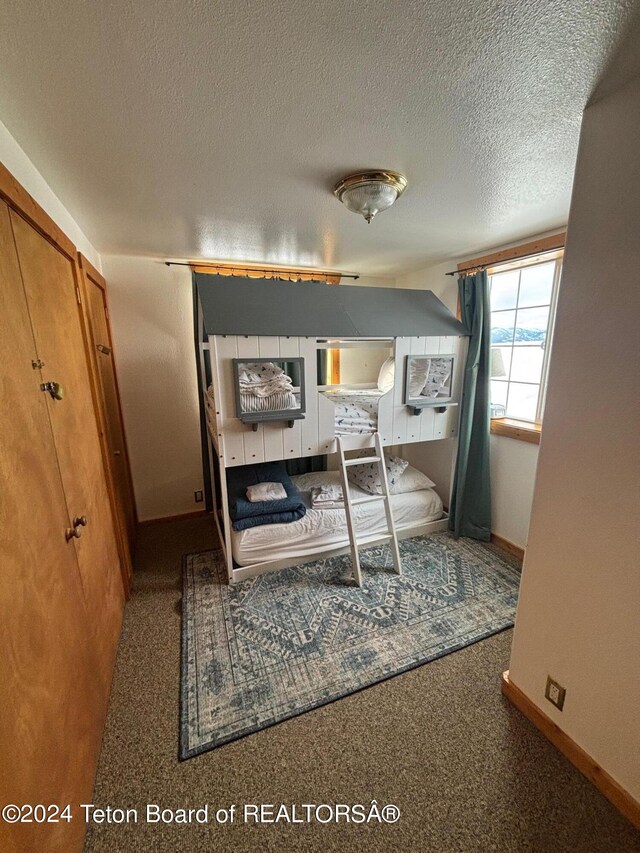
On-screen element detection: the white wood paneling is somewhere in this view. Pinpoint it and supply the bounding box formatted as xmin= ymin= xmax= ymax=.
xmin=299 ymin=337 xmax=319 ymax=456
xmin=412 ymin=336 xmax=428 ymax=355
xmin=373 ymin=338 xmax=396 ymax=444
xmin=405 ymin=405 xmax=421 ymax=442
xmin=433 ymin=409 xmax=448 ymax=439
xmin=204 ymin=395 xmax=220 ymax=453
xmin=279 ymin=336 xmax=302 ymax=459
xmin=376 ymin=390 xmax=394 ymax=445
xmin=446 ymin=405 xmax=459 ymax=438
xmin=398 ymin=335 xmax=461 ymax=444
xmin=404 ymin=336 xmax=425 ymax=442
xmin=419 ymin=406 xmax=436 ymax=441
xmin=209 ymin=334 xmax=465 ymax=469
xmin=213 ymin=335 xmax=245 ymax=466
xmin=205 ymin=335 xmax=223 ymax=448
xmin=258 ymin=336 xmax=284 ymax=461
xmin=438 ymin=335 xmax=456 ymax=354
xmin=391 ymin=337 xmax=412 ymax=445
xmin=236 ymin=336 xmax=264 ymax=463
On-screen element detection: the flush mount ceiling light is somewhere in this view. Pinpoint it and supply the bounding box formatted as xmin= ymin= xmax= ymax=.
xmin=333 ymin=170 xmax=407 ymax=223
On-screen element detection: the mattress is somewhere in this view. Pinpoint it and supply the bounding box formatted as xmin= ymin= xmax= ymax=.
xmin=231 ymin=471 xmax=444 ymax=566
xmin=322 ymin=388 xmax=385 ymax=435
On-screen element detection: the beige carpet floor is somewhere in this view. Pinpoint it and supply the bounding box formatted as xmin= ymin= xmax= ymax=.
xmin=85 ymin=517 xmax=640 ymax=853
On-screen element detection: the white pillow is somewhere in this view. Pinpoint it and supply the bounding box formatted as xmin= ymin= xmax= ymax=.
xmin=390 ymin=464 xmax=436 ymax=494
xmin=347 ymin=453 xmax=408 ymax=495
xmin=377 ymin=357 xmax=395 ymax=392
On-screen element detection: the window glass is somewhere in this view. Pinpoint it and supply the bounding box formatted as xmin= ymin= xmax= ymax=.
xmin=489 ymin=253 xmax=561 ymax=425
xmin=514 ymin=305 xmax=550 ymax=345
xmin=506 ymin=382 xmax=538 ymax=421
xmin=518 ymin=262 xmax=555 ymax=307
xmin=490 ymin=380 xmax=508 ymax=408
xmin=491 ymin=310 xmax=516 ymax=344
xmin=510 ymin=346 xmax=544 ymax=384
xmin=490 ymin=270 xmax=520 ymax=310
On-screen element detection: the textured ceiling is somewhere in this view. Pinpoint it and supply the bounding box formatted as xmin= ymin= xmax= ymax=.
xmin=0 ymin=0 xmax=636 ymax=274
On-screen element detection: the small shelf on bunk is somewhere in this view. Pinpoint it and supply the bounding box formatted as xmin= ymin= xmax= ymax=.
xmin=239 ymin=412 xmax=306 ymax=431
xmin=407 ymin=401 xmax=459 ymax=416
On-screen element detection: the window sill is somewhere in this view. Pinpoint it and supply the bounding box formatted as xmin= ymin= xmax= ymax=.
xmin=490 ymin=418 xmax=541 ymax=445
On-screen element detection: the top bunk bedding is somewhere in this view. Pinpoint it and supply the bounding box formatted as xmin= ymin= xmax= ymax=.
xmin=322 ymin=388 xmax=386 ymax=435
xmin=237 ymin=362 xmax=300 ymax=413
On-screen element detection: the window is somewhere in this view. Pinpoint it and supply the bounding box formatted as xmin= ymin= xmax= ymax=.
xmin=489 ymin=253 xmax=562 ymax=425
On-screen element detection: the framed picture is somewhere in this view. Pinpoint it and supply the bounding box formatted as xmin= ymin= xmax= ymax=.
xmin=404 ymin=354 xmax=455 ymax=410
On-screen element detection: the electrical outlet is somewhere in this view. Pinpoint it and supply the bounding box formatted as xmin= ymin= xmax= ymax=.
xmin=545 ymin=675 xmax=566 ymax=711
xmin=194 ymin=490 xmax=204 ymax=503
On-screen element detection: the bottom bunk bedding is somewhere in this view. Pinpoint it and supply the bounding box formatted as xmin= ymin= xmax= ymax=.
xmin=226 ymin=461 xmax=306 ymax=531
xmin=322 ymin=388 xmax=386 ymax=435
xmin=230 ymin=470 xmax=444 ymax=566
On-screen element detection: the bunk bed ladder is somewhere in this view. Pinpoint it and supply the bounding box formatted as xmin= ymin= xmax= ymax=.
xmin=337 ymin=432 xmax=402 ymax=587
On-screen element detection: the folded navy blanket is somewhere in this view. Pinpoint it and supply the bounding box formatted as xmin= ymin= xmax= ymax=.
xmin=227 ymin=461 xmax=306 ymax=531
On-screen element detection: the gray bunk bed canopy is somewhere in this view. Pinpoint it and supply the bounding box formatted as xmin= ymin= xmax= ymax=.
xmin=195 ymin=273 xmax=468 ymax=338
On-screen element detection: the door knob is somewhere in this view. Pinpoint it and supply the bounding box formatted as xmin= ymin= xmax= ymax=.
xmin=41 ymin=381 xmax=64 ymax=400
xmin=73 ymin=515 xmax=88 ymax=528
xmin=65 ymin=526 xmax=82 ymax=541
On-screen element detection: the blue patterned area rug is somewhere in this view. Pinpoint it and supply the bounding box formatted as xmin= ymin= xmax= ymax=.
xmin=180 ymin=533 xmax=520 ymax=759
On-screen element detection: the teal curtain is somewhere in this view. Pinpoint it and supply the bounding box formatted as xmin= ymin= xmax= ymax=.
xmin=449 ymin=270 xmax=491 ymax=540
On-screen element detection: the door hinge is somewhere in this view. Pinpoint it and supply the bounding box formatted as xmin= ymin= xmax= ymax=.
xmin=31 ymin=359 xmax=45 ymax=369
xmin=76 ymin=286 xmax=82 ymax=304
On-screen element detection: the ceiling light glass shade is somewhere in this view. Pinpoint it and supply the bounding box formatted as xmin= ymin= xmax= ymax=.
xmin=334 ymin=171 xmax=407 ymax=223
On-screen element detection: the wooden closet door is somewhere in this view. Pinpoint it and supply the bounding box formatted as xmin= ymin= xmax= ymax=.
xmin=0 ymin=201 xmax=102 ymax=853
xmin=10 ymin=210 xmax=124 ymax=690
xmin=83 ymin=263 xmax=137 ymax=559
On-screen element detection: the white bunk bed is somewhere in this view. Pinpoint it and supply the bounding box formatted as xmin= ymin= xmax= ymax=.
xmin=194 ymin=274 xmax=468 ymax=584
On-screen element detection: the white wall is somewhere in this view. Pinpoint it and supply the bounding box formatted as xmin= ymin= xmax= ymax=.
xmin=0 ymin=119 xmax=101 ymax=268
xmin=100 ymin=256 xmax=204 ymax=521
xmin=509 ymin=76 xmax=640 ymax=799
xmin=396 ymin=261 xmax=456 ymax=312
xmin=489 ymin=434 xmax=538 ymax=546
